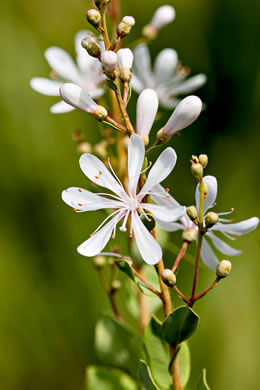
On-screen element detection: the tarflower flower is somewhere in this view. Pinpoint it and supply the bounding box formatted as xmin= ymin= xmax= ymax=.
xmin=62 ymin=134 xmax=186 ymax=265
xmin=132 ymin=44 xmax=206 ymax=109
xmin=30 ymin=31 xmax=104 ymax=113
xmin=151 ymin=176 xmax=259 ymax=269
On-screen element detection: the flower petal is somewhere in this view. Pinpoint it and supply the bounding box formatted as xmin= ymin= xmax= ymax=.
xmin=212 ymin=217 xmax=259 ymax=236
xmin=133 ymin=44 xmax=154 ymax=87
xmin=131 ymin=74 xmax=144 ymax=93
xmin=171 ymin=74 xmax=207 ymax=95
xmin=154 ymin=49 xmax=178 ymax=83
xmin=132 ymin=211 xmax=162 ymax=264
xmin=44 ymin=47 xmax=80 ymax=82
xmin=89 ymin=88 xmax=104 ymax=100
xmin=206 ymin=232 xmax=241 ymax=256
xmin=136 ymin=89 xmax=159 ymax=137
xmin=30 ymin=78 xmax=62 ymax=96
xmin=151 ymin=184 xmax=181 ymax=207
xmin=139 ymin=148 xmax=177 ymax=197
xmin=195 ymin=175 xmax=218 ymax=217
xmin=50 ymin=100 xmax=75 ymax=113
xmin=201 ymin=238 xmax=219 ymax=270
xmin=154 ymin=219 xmax=184 ymax=232
xmin=127 ymin=134 xmax=145 ymax=197
xmin=141 ymin=203 xmax=186 ymax=222
xmin=59 ymin=83 xmax=98 ymax=113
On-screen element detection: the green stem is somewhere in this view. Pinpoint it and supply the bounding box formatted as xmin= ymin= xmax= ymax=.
xmin=101 ymin=6 xmax=110 ymax=49
xmin=114 ymin=83 xmax=134 ymax=135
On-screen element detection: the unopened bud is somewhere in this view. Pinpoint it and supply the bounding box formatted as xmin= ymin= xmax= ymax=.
xmin=199 ymin=154 xmax=208 ymax=168
xmin=161 ymin=269 xmax=176 ymax=287
xmin=117 ymin=48 xmax=134 ymax=82
xmin=205 ymin=212 xmax=219 ymax=228
xmin=182 ymin=228 xmax=198 ymax=243
xmin=117 ymin=16 xmax=135 ymax=37
xmin=201 ymin=182 xmax=209 ymax=197
xmin=111 ymin=280 xmax=121 ymax=291
xmin=81 ymin=37 xmax=101 ymax=58
xmin=93 ymin=105 xmax=108 ymax=121
xmin=93 ymin=255 xmax=106 ymax=268
xmin=77 ymin=142 xmax=92 ymax=154
xmin=186 ymin=206 xmax=198 ymax=220
xmin=142 ymin=24 xmax=158 ymax=40
xmin=94 ymin=0 xmax=110 ymax=9
xmin=137 ymin=89 xmax=159 ymax=139
xmin=86 ymin=9 xmax=101 ymax=27
xmin=101 ymin=50 xmax=118 ymax=74
xmin=216 ymin=260 xmax=232 ymax=278
xmin=94 ymin=140 xmax=107 ymax=159
xmin=150 ymin=5 xmax=175 ymax=31
xmin=191 ymin=163 xmax=203 ymax=179
xmin=191 ymin=155 xmax=199 ymax=164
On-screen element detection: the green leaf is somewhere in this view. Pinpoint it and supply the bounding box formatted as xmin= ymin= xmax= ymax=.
xmin=115 ymin=258 xmax=135 ymax=282
xmin=139 ymin=360 xmax=160 ymax=390
xmin=86 ymin=366 xmax=138 ymax=390
xmin=127 ymin=84 xmax=132 ymax=106
xmin=102 ymin=120 xmax=125 ymax=133
xmin=179 ymin=341 xmax=191 ymax=388
xmin=162 ymin=306 xmax=199 ymax=345
xmin=95 ymin=315 xmax=142 ymax=378
xmin=106 ymin=79 xmax=118 ymax=92
xmin=196 ymin=368 xmax=211 ymax=390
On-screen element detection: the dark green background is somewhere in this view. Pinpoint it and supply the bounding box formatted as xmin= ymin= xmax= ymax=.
xmin=0 ymin=0 xmax=259 ymax=389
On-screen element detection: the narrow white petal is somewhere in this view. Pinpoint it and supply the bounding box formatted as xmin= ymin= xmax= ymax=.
xmin=163 ymin=95 xmax=202 ymax=136
xmin=212 ymin=217 xmax=259 ymax=236
xmin=77 ymin=215 xmax=120 ymax=257
xmin=89 ymin=88 xmax=104 ymax=100
xmin=155 ymin=219 xmax=184 ymax=232
xmin=151 ymin=184 xmax=181 ymax=207
xmin=59 ymin=83 xmax=98 ymax=113
xmin=30 ymin=78 xmax=62 ymax=96
xmin=79 ymin=153 xmax=127 ymax=198
xmin=150 ymin=5 xmax=176 ymax=30
xmin=44 ymin=47 xmax=80 ymax=82
xmin=74 ymin=30 xmax=98 ymax=73
xmin=139 ymin=148 xmax=177 ymax=197
xmin=201 ymin=238 xmax=219 ymax=270
xmin=170 ymin=74 xmax=207 ymax=95
xmin=133 ymin=44 xmax=153 ymax=86
xmin=127 ymin=134 xmax=145 ymax=197
xmin=195 ymin=175 xmax=218 ymax=216
xmin=132 ymin=211 xmax=162 ymax=264
xmin=206 ymin=232 xmax=241 ymax=256
xmin=136 ymin=89 xmax=158 ymax=136
xmin=142 ymin=203 xmax=186 ymax=222
xmin=131 ymin=74 xmax=144 ymax=93
xmin=50 ymin=100 xmax=75 ymax=113
xmin=117 ymin=48 xmax=134 ymax=69
xmin=154 ymin=49 xmax=178 ymax=83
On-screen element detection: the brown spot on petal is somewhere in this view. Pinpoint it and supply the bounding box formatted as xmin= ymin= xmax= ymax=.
xmin=78 ymin=188 xmax=82 ymax=192
xmin=165 ymin=188 xmax=169 ymax=192
xmin=90 ymin=233 xmax=94 ymax=237
xmin=99 ymin=171 xmax=102 ymax=175
xmin=95 ymin=176 xmax=99 ymax=179
xmin=73 ymin=208 xmax=77 ymax=212
xmin=78 ymin=203 xmax=83 ymax=206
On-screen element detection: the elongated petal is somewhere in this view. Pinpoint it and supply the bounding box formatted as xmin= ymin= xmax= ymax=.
xmin=151 ymin=184 xmax=181 ymax=207
xmin=77 ymin=215 xmax=120 ymax=257
xmin=150 ymin=5 xmax=175 ymax=30
xmin=170 ymin=74 xmax=207 ymax=95
xmin=139 ymin=148 xmax=177 ymax=197
xmin=206 ymin=232 xmax=241 ymax=256
xmin=131 ymin=74 xmax=144 ymax=93
xmin=133 ymin=44 xmax=154 ymax=86
xmin=196 ymin=175 xmax=218 ymax=216
xmin=163 ymin=95 xmax=202 ymax=136
xmin=60 ymin=83 xmax=98 ymax=113
xmin=142 ymin=203 xmax=186 ymax=222
xmin=154 ymin=49 xmax=178 ymax=83
xmin=89 ymin=88 xmax=104 ymax=100
xmin=45 ymin=47 xmax=80 ymax=82
xmin=132 ymin=211 xmax=162 ymax=264
xmin=117 ymin=48 xmax=134 ymax=69
xmin=79 ymin=153 xmax=127 ymax=198
xmin=50 ymin=100 xmax=75 ymax=113
xmin=62 ymin=187 xmax=124 ymax=211
xmin=136 ymin=89 xmax=158 ymax=136
xmin=30 ymin=78 xmax=62 ymax=96
xmin=128 ymin=134 xmax=145 ymax=197
xmin=155 ymin=219 xmax=184 ymax=232
xmin=201 ymin=238 xmax=219 ymax=270
xmin=212 ymin=217 xmax=259 ymax=236
xmin=74 ymin=30 xmax=97 ymax=73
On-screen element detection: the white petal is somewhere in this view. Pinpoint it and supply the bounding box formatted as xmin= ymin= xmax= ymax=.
xmin=50 ymin=100 xmax=75 ymax=113
xmin=62 ymin=187 xmax=124 ymax=211
xmin=163 ymin=95 xmax=202 ymax=136
xmin=150 ymin=5 xmax=176 ymax=30
xmin=195 ymin=175 xmax=218 ymax=216
xmin=201 ymin=238 xmax=219 ymax=270
xmin=151 ymin=184 xmax=181 ymax=207
xmin=131 ymin=74 xmax=144 ymax=94
xmin=89 ymin=88 xmax=104 ymax=100
xmin=127 ymin=134 xmax=145 ymax=197
xmin=206 ymin=232 xmax=241 ymax=256
xmin=170 ymin=74 xmax=207 ymax=95
xmin=142 ymin=203 xmax=186 ymax=222
xmin=133 ymin=44 xmax=154 ymax=87
xmin=59 ymin=83 xmax=98 ymax=113
xmin=77 ymin=215 xmax=120 ymax=257
xmin=132 ymin=211 xmax=162 ymax=264
xmin=139 ymin=148 xmax=177 ymax=197
xmin=155 ymin=219 xmax=184 ymax=232
xmin=74 ymin=30 xmax=98 ymax=73
xmin=30 ymin=78 xmax=62 ymax=96
xmin=44 ymin=47 xmax=80 ymax=82
xmin=79 ymin=153 xmax=127 ymax=199
xmin=136 ymin=89 xmax=158 ymax=136
xmin=154 ymin=49 xmax=178 ymax=83
xmin=117 ymin=48 xmax=134 ymax=69
xmin=101 ymin=51 xmax=118 ymax=72
xmin=212 ymin=217 xmax=259 ymax=236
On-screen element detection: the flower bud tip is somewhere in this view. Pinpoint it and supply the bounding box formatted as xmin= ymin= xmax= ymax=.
xmin=161 ymin=269 xmax=176 ymax=287
xmin=216 ymin=260 xmax=232 ymax=278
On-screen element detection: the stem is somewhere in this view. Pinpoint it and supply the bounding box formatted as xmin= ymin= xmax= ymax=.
xmin=101 ymin=6 xmax=110 ymax=49
xmin=172 ymin=241 xmax=188 ymax=273
xmin=193 ymin=277 xmax=220 ymax=302
xmin=105 ymin=115 xmax=128 ymax=132
xmin=138 ymin=279 xmax=150 ymax=333
xmin=132 ymin=267 xmax=161 ymax=297
xmin=114 ymin=82 xmax=134 ymax=135
xmin=123 ymin=82 xmax=129 ymax=106
xmin=173 ymin=285 xmax=190 ymax=304
xmin=97 ymin=268 xmax=121 ymax=321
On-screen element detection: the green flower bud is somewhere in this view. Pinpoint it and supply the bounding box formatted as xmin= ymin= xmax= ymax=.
xmin=191 ymin=163 xmax=203 ymax=180
xmin=182 ymin=228 xmax=198 ymax=243
xmin=93 ymin=255 xmax=106 ymax=268
xmin=191 ymin=155 xmax=199 ymax=164
xmin=216 ymin=260 xmax=232 ymax=278
xmin=199 ymin=154 xmax=208 ymax=168
xmin=86 ymin=9 xmax=101 ymax=27
xmin=186 ymin=205 xmax=198 ymax=221
xmin=81 ymin=37 xmax=101 ymax=58
xmin=205 ymin=211 xmax=219 ymax=228
xmin=161 ymin=269 xmax=176 ymax=287
xmin=117 ymin=16 xmax=135 ymax=37
xmin=111 ymin=280 xmax=121 ymax=291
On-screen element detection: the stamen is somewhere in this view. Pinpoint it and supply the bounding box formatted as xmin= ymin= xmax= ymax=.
xmin=217 ymin=208 xmax=234 ymax=216
xmin=221 ymin=231 xmax=236 ymax=241
xmin=139 ymin=204 xmax=149 ymax=221
xmin=73 ymin=208 xmax=78 ymax=212
xmin=128 ymin=162 xmax=152 ymax=185
xmin=92 ymin=209 xmax=122 ymax=236
xmin=119 ymin=210 xmax=130 ymax=232
xmin=95 ymin=176 xmax=99 ymax=179
xmin=96 ymin=192 xmax=123 ymax=202
xmin=107 ymin=158 xmax=125 ymax=189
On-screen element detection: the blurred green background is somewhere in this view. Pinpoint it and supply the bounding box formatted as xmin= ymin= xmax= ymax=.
xmin=0 ymin=0 xmax=259 ymax=389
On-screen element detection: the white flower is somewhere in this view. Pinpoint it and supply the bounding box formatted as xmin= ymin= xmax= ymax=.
xmin=132 ymin=44 xmax=206 ymax=109
xmin=149 ymin=5 xmax=176 ymax=32
xmin=62 ymin=134 xmax=186 ymax=265
xmin=151 ymin=176 xmax=259 ymax=270
xmin=30 ymin=31 xmax=105 ymax=114
xmin=136 ymin=89 xmax=159 ymax=140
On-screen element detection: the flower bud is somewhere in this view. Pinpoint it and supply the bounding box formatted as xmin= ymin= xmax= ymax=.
xmin=101 ymin=50 xmax=118 ymax=73
xmin=93 ymin=105 xmax=108 ymax=121
xmin=117 ymin=48 xmax=134 ymax=82
xmin=136 ymin=89 xmax=159 ymax=140
xmin=77 ymin=142 xmax=92 ymax=154
xmin=117 ymin=16 xmax=135 ymax=37
xmin=161 ymin=96 xmax=202 ymax=137
xmin=191 ymin=163 xmax=203 ymax=180
xmin=199 ymin=154 xmax=208 ymax=168
xmin=111 ymin=280 xmax=121 ymax=292
xmin=94 ymin=0 xmax=111 ymax=9
xmin=93 ymin=255 xmax=106 ymax=268
xmin=94 ymin=140 xmax=107 ymax=159
xmin=216 ymin=260 xmax=232 ymax=278
xmin=205 ymin=212 xmax=219 ymax=228
xmin=201 ymin=182 xmax=209 ymax=197
xmin=150 ymin=5 xmax=175 ymax=31
xmin=182 ymin=228 xmax=198 ymax=243
xmin=161 ymin=269 xmax=176 ymax=287
xmin=186 ymin=206 xmax=198 ymax=221
xmin=81 ymin=37 xmax=101 ymax=58
xmin=86 ymin=9 xmax=101 ymax=27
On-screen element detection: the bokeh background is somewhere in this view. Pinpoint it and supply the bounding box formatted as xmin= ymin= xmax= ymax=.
xmin=0 ymin=0 xmax=259 ymax=389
